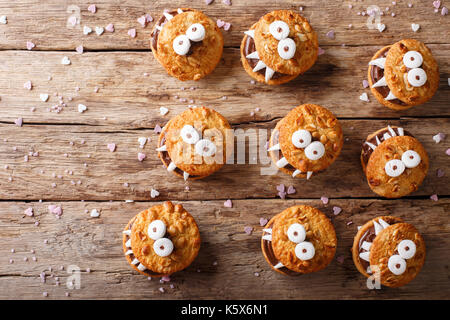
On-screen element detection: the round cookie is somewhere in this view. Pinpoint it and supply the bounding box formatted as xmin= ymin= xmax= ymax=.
xmin=275 ymin=104 xmax=343 ymax=179
xmin=150 ymin=8 xmax=223 ymax=81
xmin=129 ymin=201 xmax=201 ymax=275
xmin=384 ymin=39 xmax=439 ymax=106
xmin=262 ymin=205 xmax=337 ymax=275
xmin=157 ymin=106 xmax=232 ymax=180
xmin=363 ymin=129 xmax=429 ymax=198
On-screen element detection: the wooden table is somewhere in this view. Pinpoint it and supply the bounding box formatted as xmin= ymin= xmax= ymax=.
xmin=0 ymin=0 xmax=448 ymax=300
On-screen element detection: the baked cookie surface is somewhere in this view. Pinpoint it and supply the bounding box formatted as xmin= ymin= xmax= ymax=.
xmin=151 ymin=8 xmax=223 ymax=81
xmin=157 ymin=106 xmax=232 ymax=179
xmin=262 ymin=205 xmax=337 ymax=275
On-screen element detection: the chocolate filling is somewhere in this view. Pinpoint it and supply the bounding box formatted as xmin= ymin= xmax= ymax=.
xmin=369 ymin=47 xmax=408 ymax=106
xmin=361 ymin=127 xmax=414 ymax=166
xmin=243 ymin=34 xmax=287 ymax=80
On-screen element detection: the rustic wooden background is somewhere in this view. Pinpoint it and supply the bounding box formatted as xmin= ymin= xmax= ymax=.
xmin=0 ymin=0 xmax=448 ymax=300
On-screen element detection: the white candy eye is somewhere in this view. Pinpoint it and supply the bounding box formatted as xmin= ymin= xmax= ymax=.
xmin=304 ymin=141 xmax=325 ymax=161
xmin=384 ymin=159 xmax=405 ymax=177
xmin=194 ymin=139 xmax=216 ymax=157
xmin=388 ymin=254 xmax=406 ymax=275
xmin=277 ymin=38 xmax=296 ymax=60
xmin=401 ymin=150 xmax=421 ymax=168
xmin=287 ymin=223 xmax=306 ymax=243
xmin=407 ymin=68 xmax=427 ymax=87
xmin=186 ymin=23 xmax=205 ymax=42
xmin=397 ymin=240 xmax=416 ymax=260
xmin=295 ymin=241 xmax=315 ymax=260
xmin=147 ymin=220 xmax=166 ymax=240
xmin=291 ymin=130 xmax=312 ymax=149
xmin=180 ymin=125 xmax=200 ymax=144
xmin=153 ymin=238 xmax=174 ymax=257
xmin=403 ymin=51 xmax=423 ymax=69
xmin=269 ymin=20 xmax=290 ymax=40
xmin=172 ymin=35 xmax=191 ymax=55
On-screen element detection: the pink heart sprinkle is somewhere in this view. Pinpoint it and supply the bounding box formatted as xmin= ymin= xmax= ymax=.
xmin=145 ymin=14 xmax=153 ymax=23
xmin=333 ymin=206 xmax=342 ymax=215
xmin=259 ymin=217 xmax=268 ymax=227
xmin=318 ymin=47 xmax=325 ymax=56
xmin=138 ymin=152 xmax=146 ymax=162
xmin=26 ymin=41 xmax=35 ymax=50
xmin=24 ymin=207 xmax=34 ymax=217
xmin=223 ymin=199 xmax=233 ymax=208
xmin=430 ymin=194 xmax=439 ymax=201
xmin=128 ymin=28 xmax=136 ymax=38
xmin=216 ymin=19 xmax=225 ymax=28
xmin=276 ymin=184 xmax=285 ymax=193
xmin=436 ymin=169 xmax=445 ymax=178
xmin=362 ymin=79 xmax=369 ymax=88
xmin=105 ymin=23 xmax=114 ymax=32
xmin=326 ymin=30 xmax=335 ymax=39
xmin=49 ymin=206 xmax=62 ymax=216
xmin=433 ymin=1 xmax=441 ymax=9
xmin=154 ymin=124 xmax=162 ymax=134
xmin=442 ymin=7 xmax=449 ymax=15
xmin=137 ymin=16 xmax=146 ymax=27
xmin=88 ymin=4 xmax=97 ymax=13
xmin=107 ymin=143 xmax=116 ymax=152
xmin=76 ymin=45 xmax=84 ymax=54
xmin=14 ymin=118 xmax=23 ymax=127
xmin=446 ymin=148 xmax=450 ymax=156
xmin=223 ymin=22 xmax=231 ymax=31
xmin=321 ymin=196 xmax=329 ymax=205
xmin=24 ymin=81 xmax=32 ymax=90
xmin=68 ymin=16 xmax=77 ymax=26
xmin=287 ymin=185 xmax=296 ymax=194
xmin=244 ymin=226 xmax=253 ymax=235
xmin=278 ymin=191 xmax=286 ymax=199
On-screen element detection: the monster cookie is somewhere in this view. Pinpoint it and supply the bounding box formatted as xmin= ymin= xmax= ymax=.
xmin=268 ymin=104 xmax=343 ymax=179
xmin=368 ymin=39 xmax=439 ymax=110
xmin=361 ymin=125 xmax=429 ymax=198
xmin=122 ymin=201 xmax=201 ymax=276
xmin=151 ymin=8 xmax=223 ymax=81
xmin=156 ymin=106 xmax=232 ymax=180
xmin=241 ymin=10 xmax=318 ymax=85
xmin=352 ymin=216 xmax=425 ymax=287
xmin=261 ymin=205 xmax=337 ymax=275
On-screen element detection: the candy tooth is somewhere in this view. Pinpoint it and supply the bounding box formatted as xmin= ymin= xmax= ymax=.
xmin=183 ymin=171 xmax=189 ymax=181
xmin=368 ymin=57 xmax=386 ymax=69
xmin=385 ymin=91 xmax=398 ymax=101
xmin=359 ymin=251 xmax=370 ymax=262
xmin=383 ymin=132 xmax=392 ymax=141
xmin=263 ymin=228 xmax=272 ymax=234
xmin=163 ymin=12 xmax=174 ymax=20
xmin=273 ymin=262 xmax=284 ymax=269
xmin=306 ymin=171 xmax=313 ymax=180
xmin=125 ymin=250 xmax=133 ymax=256
xmin=375 ymin=136 xmax=381 ymax=145
xmin=276 ymin=157 xmax=289 ymax=168
xmin=262 ymin=234 xmax=272 ymax=241
xmin=371 ymin=76 xmax=387 ymax=88
xmin=365 ymin=141 xmax=377 ymax=150
xmin=137 ymin=263 xmax=147 ymax=271
xmin=252 ymin=60 xmax=266 ymax=72
xmin=387 ymin=125 xmax=396 ymax=136
xmin=397 ymin=127 xmax=404 ymax=136
xmin=265 ymin=67 xmax=275 ymax=82
xmin=125 ymin=239 xmax=131 ymax=248
xmin=268 ymin=143 xmax=280 ymax=151
xmin=292 ymin=169 xmax=302 ymax=178
xmin=167 ymin=162 xmax=177 ymax=172
xmin=244 ymin=30 xmax=255 ymax=38
xmin=122 ymin=230 xmax=131 ymax=236
xmin=156 ymin=145 xmax=167 ymax=152
xmin=378 ymin=218 xmax=390 ymax=229
xmin=361 ymin=241 xmax=372 ymax=251
xmin=131 ymin=258 xmax=140 ymax=265
xmin=177 ymin=8 xmax=183 ymax=14
xmin=373 ymin=220 xmax=383 ymax=235
xmin=246 ymin=51 xmax=259 ymax=59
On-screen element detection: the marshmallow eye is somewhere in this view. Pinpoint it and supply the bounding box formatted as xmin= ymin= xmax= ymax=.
xmin=287 ymin=223 xmax=306 ymax=243
xmin=277 ymin=38 xmax=296 ymax=60
xmin=291 ymin=129 xmax=312 ymax=149
xmin=172 ymin=35 xmax=191 ymax=55
xmin=401 ymin=150 xmax=421 ymax=168
xmin=147 ymin=220 xmax=166 ymax=240
xmin=180 ymin=125 xmax=200 ymax=144
xmin=194 ymin=139 xmax=216 ymax=157
xmin=388 ymin=254 xmax=407 ymax=275
xmin=153 ymin=238 xmax=174 ymax=257
xmin=294 ymin=241 xmax=315 ymax=260
xmin=403 ymin=51 xmax=423 ymax=69
xmin=407 ymin=68 xmax=427 ymax=87
xmin=304 ymin=141 xmax=325 ymax=161
xmin=186 ymin=23 xmax=205 ymax=42
xmin=397 ymin=240 xmax=416 ymax=260
xmin=269 ymin=20 xmax=290 ymax=40
xmin=384 ymin=159 xmax=405 ymax=177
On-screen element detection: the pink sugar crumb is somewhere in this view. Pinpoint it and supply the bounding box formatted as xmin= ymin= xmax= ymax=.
xmin=26 ymin=41 xmax=35 ymax=50
xmin=161 ymin=275 xmax=170 ymax=282
xmin=362 ymin=80 xmax=369 ymax=88
xmin=244 ymin=226 xmax=253 ymax=235
xmin=326 ymin=30 xmax=335 ymax=39
xmin=105 ymin=23 xmax=114 ymax=32
xmin=24 ymin=207 xmax=34 ymax=217
xmin=107 ymin=143 xmax=116 ymax=152
xmin=259 ymin=217 xmax=268 ymax=227
xmin=137 ymin=16 xmax=147 ymax=27
xmin=336 ymin=255 xmax=345 ymax=264
xmin=138 ymin=152 xmax=146 ymax=162
xmin=223 ymin=199 xmax=233 ymax=208
xmin=430 ymin=194 xmax=439 ymax=202
xmin=318 ymin=47 xmax=325 ymax=55
xmin=128 ymin=28 xmax=136 ymax=38
xmin=24 ymin=81 xmax=32 ymax=90
xmin=88 ymin=4 xmax=96 ymax=14
xmin=333 ymin=206 xmax=342 ymax=215
xmin=154 ymin=124 xmax=162 ymax=134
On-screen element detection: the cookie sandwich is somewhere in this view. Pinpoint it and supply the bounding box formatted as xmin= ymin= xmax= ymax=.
xmin=261 ymin=205 xmax=337 ymax=275
xmin=241 ymin=10 xmax=318 ymax=85
xmin=352 ymin=216 xmax=425 ymax=287
xmin=268 ymin=104 xmax=343 ymax=180
xmin=361 ymin=125 xmax=429 ymax=198
xmin=123 ymin=201 xmax=201 ymax=277
xmin=156 ymin=106 xmax=232 ymax=180
xmin=368 ymin=39 xmax=439 ymax=110
xmin=151 ymin=8 xmax=223 ymax=81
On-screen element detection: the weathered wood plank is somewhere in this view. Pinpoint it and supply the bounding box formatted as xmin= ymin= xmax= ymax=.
xmin=0 ymin=46 xmax=449 ymax=127
xmin=0 ymin=118 xmax=448 ymax=201
xmin=0 ymin=199 xmax=448 ymax=299
xmin=0 ymin=0 xmax=449 ymax=50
